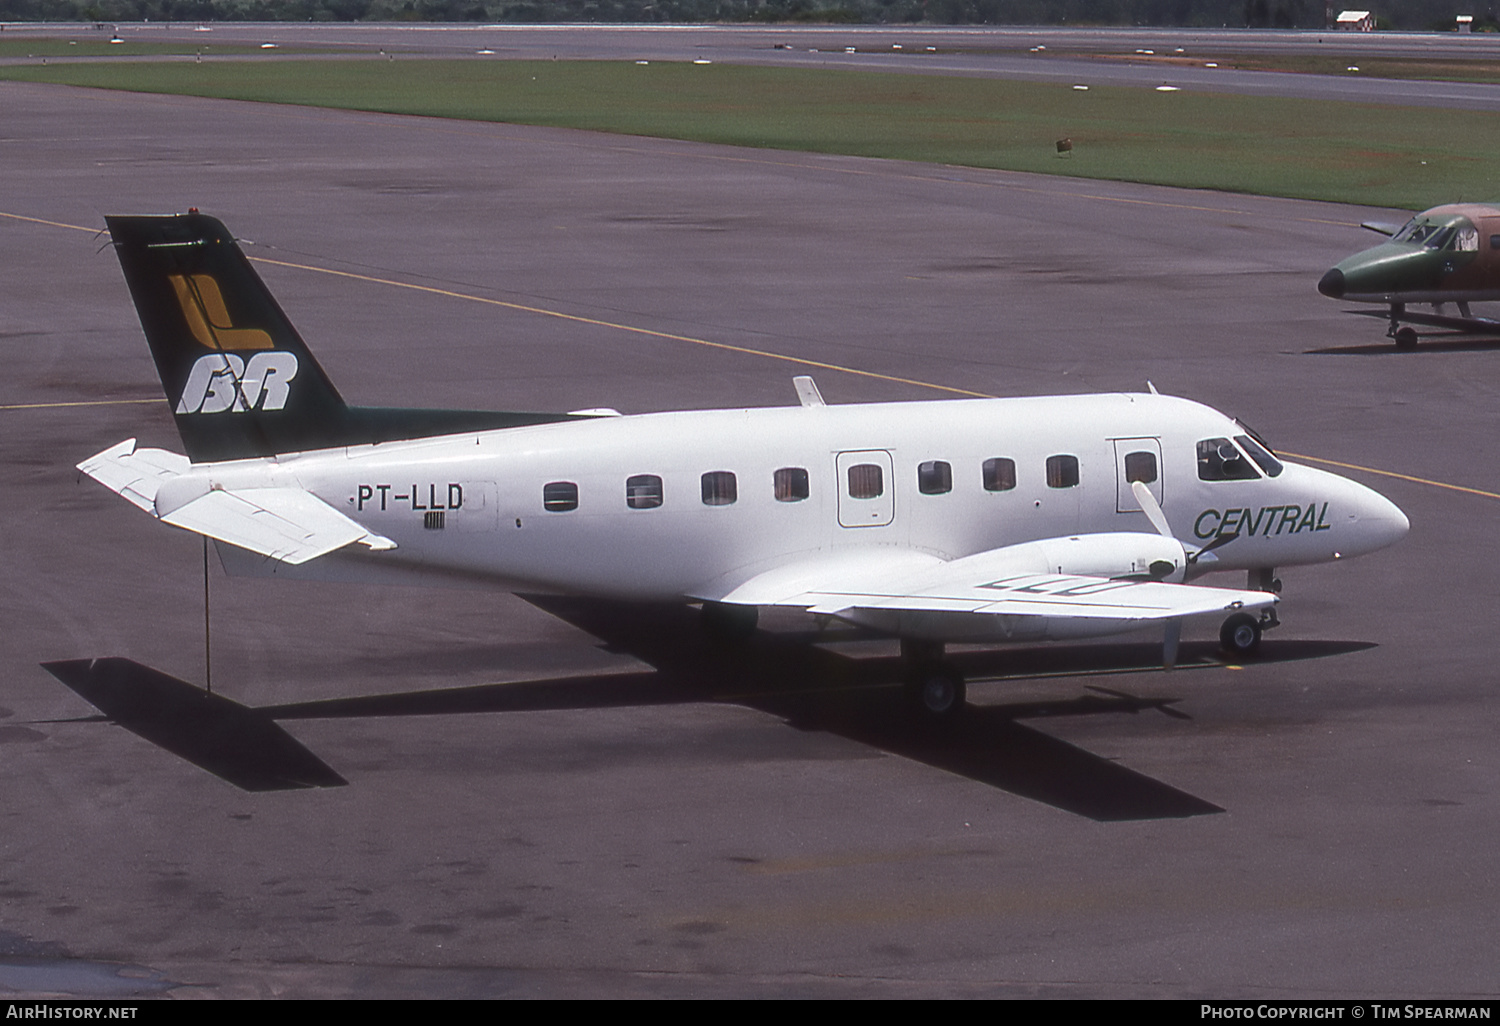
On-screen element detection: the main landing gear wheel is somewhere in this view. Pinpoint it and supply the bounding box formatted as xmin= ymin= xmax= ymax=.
xmin=906 ymin=664 xmax=967 ymax=719
xmin=1219 ymin=612 xmax=1263 ymax=659
xmin=1394 ymin=326 xmax=1419 ymax=351
xmin=899 ymin=640 xmax=967 ymax=719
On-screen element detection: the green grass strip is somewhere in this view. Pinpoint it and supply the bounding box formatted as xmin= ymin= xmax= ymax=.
xmin=3 ymin=57 xmax=1495 ymax=209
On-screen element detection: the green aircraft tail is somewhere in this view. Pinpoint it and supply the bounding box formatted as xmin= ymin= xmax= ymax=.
xmin=107 ymin=211 xmax=579 ymax=463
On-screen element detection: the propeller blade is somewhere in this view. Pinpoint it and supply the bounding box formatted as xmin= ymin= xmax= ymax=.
xmin=1131 ymin=480 xmax=1172 ymax=539
xmin=1163 ymin=618 xmax=1182 ymax=669
xmin=1191 ymin=531 xmax=1240 ymax=564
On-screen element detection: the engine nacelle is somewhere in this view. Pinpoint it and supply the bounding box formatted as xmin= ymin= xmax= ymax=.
xmin=1005 ymin=532 xmax=1190 ymax=584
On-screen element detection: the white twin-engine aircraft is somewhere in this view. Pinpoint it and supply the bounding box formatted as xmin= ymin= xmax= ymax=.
xmin=80 ymin=213 xmax=1408 ymax=717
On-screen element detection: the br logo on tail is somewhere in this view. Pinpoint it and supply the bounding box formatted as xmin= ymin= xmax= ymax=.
xmin=169 ymin=273 xmax=299 ymax=414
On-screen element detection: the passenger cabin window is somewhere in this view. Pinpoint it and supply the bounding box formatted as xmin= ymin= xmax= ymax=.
xmin=1123 ymin=451 xmax=1158 ymax=484
xmin=983 ymin=457 xmax=1017 ymax=492
xmin=774 ymin=467 xmax=809 ymax=502
xmin=701 ymin=471 xmax=737 ymax=506
xmin=626 ymin=474 xmax=663 ymax=509
xmin=543 ymin=481 xmax=579 ymax=512
xmin=847 ymin=463 xmax=884 ymax=500
xmin=1046 ymin=455 xmax=1079 ymax=489
xmin=1197 ymin=438 xmax=1259 ymax=481
xmin=917 ymin=460 xmax=952 ymax=495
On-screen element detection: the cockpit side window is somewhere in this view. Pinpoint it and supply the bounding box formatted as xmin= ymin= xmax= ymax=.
xmin=1197 ymin=438 xmax=1259 ymax=481
xmin=1456 ymin=226 xmax=1480 ymax=252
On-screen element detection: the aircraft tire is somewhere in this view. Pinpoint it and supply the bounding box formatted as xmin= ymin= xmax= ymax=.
xmin=1394 ymin=327 xmax=1419 ymax=350
xmin=1219 ymin=613 xmax=1262 ymax=659
xmin=906 ymin=663 xmax=966 ymax=719
xmin=700 ymin=601 xmax=758 ymax=644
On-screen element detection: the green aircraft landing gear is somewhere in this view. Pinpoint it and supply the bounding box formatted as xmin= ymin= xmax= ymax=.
xmin=1386 ymin=304 xmax=1418 ymax=350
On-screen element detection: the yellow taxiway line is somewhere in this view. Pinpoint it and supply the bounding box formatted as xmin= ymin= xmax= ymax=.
xmin=3 ymin=209 xmax=1490 ymax=500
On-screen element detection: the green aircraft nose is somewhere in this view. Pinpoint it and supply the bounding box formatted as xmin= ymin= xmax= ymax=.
xmin=1317 ymin=267 xmax=1344 ymax=298
xmin=1321 ymin=243 xmax=1445 ymax=300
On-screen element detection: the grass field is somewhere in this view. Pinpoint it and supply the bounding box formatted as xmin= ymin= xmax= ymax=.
xmin=1017 ymin=50 xmax=1500 ymax=85
xmin=3 ymin=56 xmax=1494 ymax=209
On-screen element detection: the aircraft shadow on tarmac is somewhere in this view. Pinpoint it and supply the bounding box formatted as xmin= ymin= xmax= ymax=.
xmin=41 ymin=597 xmax=1373 ymax=821
xmin=1307 ymin=332 xmax=1500 ymax=355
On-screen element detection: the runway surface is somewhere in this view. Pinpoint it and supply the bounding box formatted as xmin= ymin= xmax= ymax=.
xmin=7 ymin=22 xmax=1500 ymax=110
xmin=2 ymin=69 xmax=1498 ymax=998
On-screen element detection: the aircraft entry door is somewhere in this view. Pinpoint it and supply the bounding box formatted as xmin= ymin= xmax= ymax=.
xmin=836 ymin=450 xmax=895 ymax=528
xmin=1113 ymin=438 xmax=1163 ymax=514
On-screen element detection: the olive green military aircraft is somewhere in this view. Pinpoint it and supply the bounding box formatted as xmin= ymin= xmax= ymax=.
xmin=1318 ymin=203 xmax=1500 ymax=349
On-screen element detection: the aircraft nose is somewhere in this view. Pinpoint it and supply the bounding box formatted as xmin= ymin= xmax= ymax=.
xmin=1347 ymin=479 xmax=1409 ymax=555
xmin=1317 ymin=267 xmax=1345 ymax=299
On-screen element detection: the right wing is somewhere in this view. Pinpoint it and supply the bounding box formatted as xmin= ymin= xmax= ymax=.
xmin=694 ymin=534 xmax=1275 ymax=628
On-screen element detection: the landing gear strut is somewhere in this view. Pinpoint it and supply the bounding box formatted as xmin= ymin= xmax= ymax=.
xmin=1249 ymin=567 xmax=1281 ymax=631
xmin=1387 ymin=303 xmax=1418 ymax=350
xmin=900 ymin=639 xmax=966 ymax=719
xmin=700 ymin=601 xmax=758 ymax=644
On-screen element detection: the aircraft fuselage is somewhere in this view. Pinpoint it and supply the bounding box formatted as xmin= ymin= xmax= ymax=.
xmin=188 ymin=392 xmax=1407 ymax=602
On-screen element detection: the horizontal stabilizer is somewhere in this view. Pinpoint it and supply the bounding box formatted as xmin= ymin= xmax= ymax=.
xmin=76 ymin=439 xmax=189 ymax=513
xmin=78 ymin=438 xmax=393 ymax=564
xmin=162 ymin=487 xmax=394 ymax=565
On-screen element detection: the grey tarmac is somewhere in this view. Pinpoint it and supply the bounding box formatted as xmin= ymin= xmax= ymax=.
xmin=0 ymin=68 xmax=1497 ymax=999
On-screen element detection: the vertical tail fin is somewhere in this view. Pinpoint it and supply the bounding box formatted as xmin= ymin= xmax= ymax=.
xmin=107 ymin=212 xmax=348 ymax=462
xmin=107 ymin=212 xmax=582 ymax=462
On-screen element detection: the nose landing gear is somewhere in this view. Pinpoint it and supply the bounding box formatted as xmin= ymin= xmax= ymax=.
xmin=1221 ymin=568 xmax=1282 ymax=658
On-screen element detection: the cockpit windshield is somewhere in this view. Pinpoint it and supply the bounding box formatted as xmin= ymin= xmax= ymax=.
xmin=1233 ymin=421 xmax=1284 ymax=477
xmin=1235 ymin=434 xmax=1283 ymax=478
xmin=1393 ymin=216 xmax=1476 ymax=251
